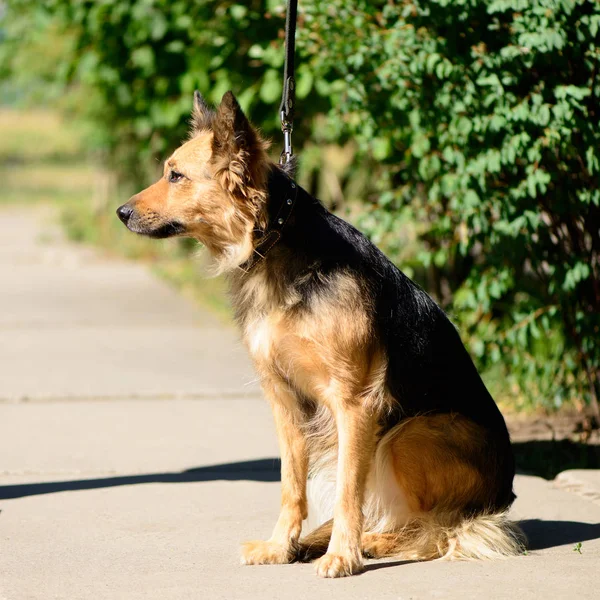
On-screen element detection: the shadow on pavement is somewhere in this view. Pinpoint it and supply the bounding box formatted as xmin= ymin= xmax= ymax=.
xmin=3 ymin=461 xmax=599 ymax=554
xmin=513 ymin=440 xmax=600 ymax=480
xmin=364 ymin=559 xmax=413 ymax=572
xmin=519 ymin=519 xmax=600 ymax=551
xmin=0 ymin=458 xmax=282 ymax=500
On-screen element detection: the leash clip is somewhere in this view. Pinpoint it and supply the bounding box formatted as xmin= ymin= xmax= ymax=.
xmin=278 ymin=1 xmax=297 ymax=166
xmin=280 ymin=110 xmax=293 ymax=165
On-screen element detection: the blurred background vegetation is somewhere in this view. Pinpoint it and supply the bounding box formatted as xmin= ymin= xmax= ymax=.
xmin=1 ymin=0 xmax=599 ymax=418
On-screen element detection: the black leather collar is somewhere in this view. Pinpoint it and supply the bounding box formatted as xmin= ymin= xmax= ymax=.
xmin=239 ymin=168 xmax=299 ymax=274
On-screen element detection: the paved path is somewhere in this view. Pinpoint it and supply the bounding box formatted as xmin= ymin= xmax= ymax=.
xmin=0 ymin=208 xmax=257 ymax=401
xmin=1 ymin=207 xmax=599 ymax=600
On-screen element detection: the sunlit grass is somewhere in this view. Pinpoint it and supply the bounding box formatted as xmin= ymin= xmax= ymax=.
xmin=0 ymin=108 xmax=86 ymax=163
xmin=0 ymin=108 xmax=94 ymax=206
xmin=1 ymin=163 xmax=95 ymax=204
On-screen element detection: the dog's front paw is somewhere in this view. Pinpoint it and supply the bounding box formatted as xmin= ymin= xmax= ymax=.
xmin=314 ymin=552 xmax=364 ymax=578
xmin=240 ymin=540 xmax=293 ymax=565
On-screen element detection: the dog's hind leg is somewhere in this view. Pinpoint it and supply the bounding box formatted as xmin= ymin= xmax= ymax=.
xmin=299 ymin=525 xmax=410 ymax=563
xmin=361 ymin=532 xmax=405 ymax=559
xmin=298 ymin=522 xmax=404 ymax=561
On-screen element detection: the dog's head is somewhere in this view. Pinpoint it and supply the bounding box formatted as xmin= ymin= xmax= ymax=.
xmin=116 ymin=91 xmax=270 ymax=273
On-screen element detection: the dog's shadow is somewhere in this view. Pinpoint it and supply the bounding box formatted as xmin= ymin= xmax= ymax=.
xmin=0 ymin=458 xmax=282 ymax=500
xmin=519 ymin=518 xmax=600 ymax=551
xmin=2 ymin=457 xmax=599 ymax=559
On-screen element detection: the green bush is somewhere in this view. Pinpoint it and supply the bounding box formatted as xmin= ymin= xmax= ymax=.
xmin=2 ymin=0 xmax=599 ymax=413
xmin=301 ymin=0 xmax=600 ymax=413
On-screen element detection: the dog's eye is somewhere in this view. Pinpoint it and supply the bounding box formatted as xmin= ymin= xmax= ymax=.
xmin=169 ymin=170 xmax=184 ymax=183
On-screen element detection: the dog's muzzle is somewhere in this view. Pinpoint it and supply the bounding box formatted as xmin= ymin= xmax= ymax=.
xmin=116 ymin=203 xmax=186 ymax=238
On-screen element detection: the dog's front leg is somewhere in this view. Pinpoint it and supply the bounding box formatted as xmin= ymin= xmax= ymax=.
xmin=315 ymin=404 xmax=375 ymax=578
xmin=241 ymin=385 xmax=307 ymax=565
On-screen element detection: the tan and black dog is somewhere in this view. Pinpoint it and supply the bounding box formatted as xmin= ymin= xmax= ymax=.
xmin=117 ymin=91 xmax=525 ymax=578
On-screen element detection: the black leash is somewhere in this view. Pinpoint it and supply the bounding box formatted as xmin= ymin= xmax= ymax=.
xmin=238 ymin=1 xmax=299 ymax=274
xmin=279 ymin=0 xmax=298 ymax=165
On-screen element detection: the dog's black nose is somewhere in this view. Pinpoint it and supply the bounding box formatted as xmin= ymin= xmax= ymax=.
xmin=116 ymin=204 xmax=133 ymax=224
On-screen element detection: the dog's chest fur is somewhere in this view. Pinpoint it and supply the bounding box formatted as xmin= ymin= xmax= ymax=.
xmin=234 ymin=268 xmax=307 ymax=386
xmin=230 ymin=264 xmax=388 ymax=416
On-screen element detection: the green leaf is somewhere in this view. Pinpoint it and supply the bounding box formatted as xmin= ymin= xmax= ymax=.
xmin=259 ymin=69 xmax=281 ymax=104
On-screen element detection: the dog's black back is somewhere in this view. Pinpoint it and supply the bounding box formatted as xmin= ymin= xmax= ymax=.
xmin=254 ymin=167 xmax=515 ymax=509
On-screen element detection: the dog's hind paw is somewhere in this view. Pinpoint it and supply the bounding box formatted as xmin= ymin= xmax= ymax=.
xmin=314 ymin=552 xmax=364 ymax=578
xmin=240 ymin=540 xmax=293 ymax=565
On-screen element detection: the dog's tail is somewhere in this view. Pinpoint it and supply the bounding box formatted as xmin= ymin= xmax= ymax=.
xmin=295 ymin=519 xmax=333 ymax=561
xmin=296 ymin=511 xmax=525 ymax=562
xmin=391 ymin=510 xmax=526 ymax=561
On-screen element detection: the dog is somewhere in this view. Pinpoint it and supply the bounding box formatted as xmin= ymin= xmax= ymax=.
xmin=117 ymin=90 xmax=525 ymax=578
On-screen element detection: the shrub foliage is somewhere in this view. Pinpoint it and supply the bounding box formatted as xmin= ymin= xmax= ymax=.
xmin=301 ymin=0 xmax=600 ymax=413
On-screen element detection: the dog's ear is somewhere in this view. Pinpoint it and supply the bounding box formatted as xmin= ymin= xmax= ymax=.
xmin=212 ymin=91 xmax=256 ymax=154
xmin=211 ymin=91 xmax=269 ymax=199
xmin=190 ymin=90 xmax=213 ymax=135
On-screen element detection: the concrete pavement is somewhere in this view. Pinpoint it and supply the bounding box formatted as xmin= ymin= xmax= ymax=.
xmin=0 ymin=207 xmax=258 ymax=401
xmin=1 ymin=206 xmax=599 ymax=599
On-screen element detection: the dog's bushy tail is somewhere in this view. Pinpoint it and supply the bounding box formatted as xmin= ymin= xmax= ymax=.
xmin=394 ymin=511 xmax=526 ymax=561
xmin=296 ymin=512 xmax=525 ymax=562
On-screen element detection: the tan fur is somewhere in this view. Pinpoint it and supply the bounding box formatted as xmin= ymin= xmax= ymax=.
xmin=241 ymin=270 xmax=391 ymax=416
xmin=299 ymin=415 xmax=525 ymax=565
xmin=123 ymin=92 xmax=524 ymax=578
xmin=238 ymin=269 xmax=390 ymax=576
xmin=385 ymin=415 xmax=526 ymax=560
xmin=126 ymin=96 xmax=270 ymax=274
xmin=241 ymin=384 xmax=308 ymax=565
xmin=299 ymin=512 xmax=525 ymax=562
xmin=313 ymin=405 xmax=376 ymax=576
xmin=390 ymin=414 xmax=493 ymax=513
